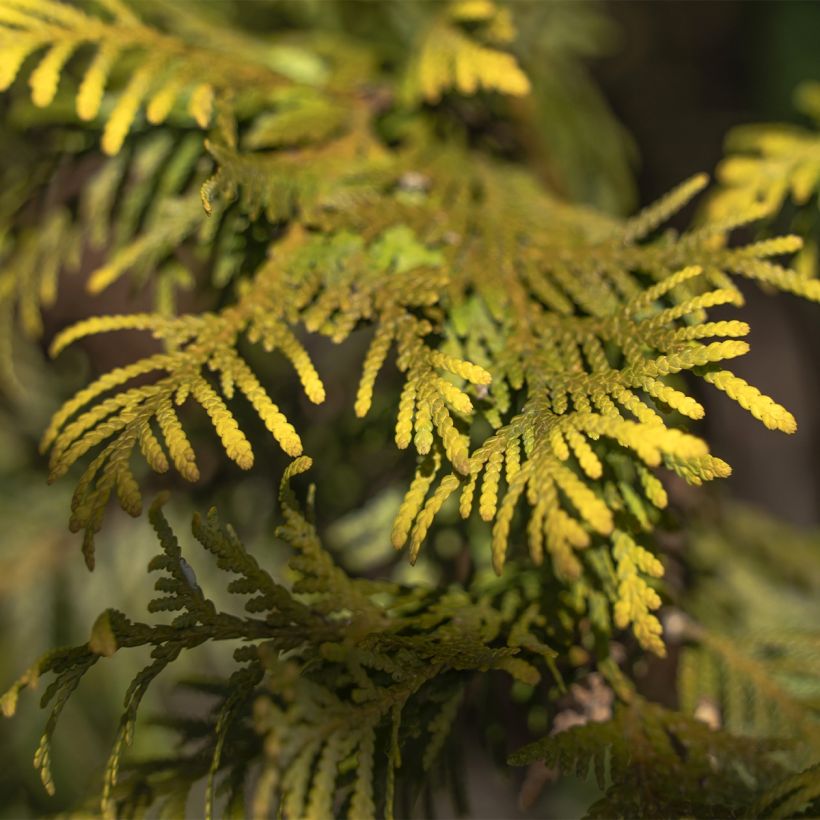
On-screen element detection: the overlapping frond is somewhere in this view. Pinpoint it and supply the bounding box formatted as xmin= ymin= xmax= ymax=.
xmin=2 ymin=3 xmax=820 ymax=817
xmin=3 ymin=459 xmax=566 ymax=818
xmin=41 ymin=223 xmax=494 ymax=565
xmin=37 ymin=138 xmax=820 ymax=649
xmin=0 ymin=0 xmax=384 ymax=388
xmin=4 ymin=6 xmax=816 ymax=624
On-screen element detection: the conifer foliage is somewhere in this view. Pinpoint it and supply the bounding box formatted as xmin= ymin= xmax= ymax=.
xmin=2 ymin=1 xmax=820 ymax=817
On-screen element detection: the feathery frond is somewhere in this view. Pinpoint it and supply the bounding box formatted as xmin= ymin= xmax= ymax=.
xmin=3 ymin=459 xmax=570 ymax=818
xmin=2 ymin=4 xmax=820 ymax=817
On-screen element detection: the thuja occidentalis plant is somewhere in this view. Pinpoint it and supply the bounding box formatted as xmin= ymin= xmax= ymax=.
xmin=2 ymin=1 xmax=820 ymax=817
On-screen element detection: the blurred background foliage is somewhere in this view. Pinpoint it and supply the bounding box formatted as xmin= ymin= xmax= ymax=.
xmin=1 ymin=1 xmax=820 ymax=817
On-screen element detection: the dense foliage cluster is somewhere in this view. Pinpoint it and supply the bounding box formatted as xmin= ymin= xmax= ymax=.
xmin=1 ymin=1 xmax=820 ymax=817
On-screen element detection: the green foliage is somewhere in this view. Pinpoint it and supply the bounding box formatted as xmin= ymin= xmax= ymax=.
xmin=2 ymin=457 xmax=571 ymax=818
xmin=38 ymin=140 xmax=818 ymax=651
xmin=1 ymin=1 xmax=820 ymax=817
xmin=3 ymin=0 xmax=815 ymax=647
xmin=509 ymin=696 xmax=787 ymax=818
xmin=507 ymin=501 xmax=820 ymax=817
xmin=675 ymin=503 xmax=820 ymax=765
